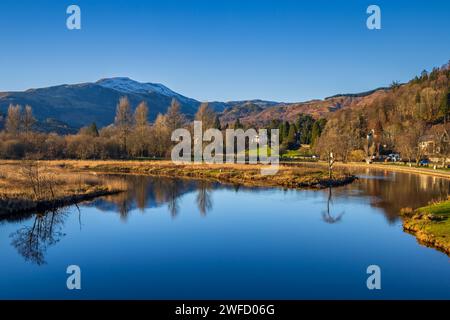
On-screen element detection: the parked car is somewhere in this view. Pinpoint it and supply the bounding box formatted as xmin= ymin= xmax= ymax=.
xmin=387 ymin=153 xmax=400 ymax=162
xmin=419 ymin=159 xmax=430 ymax=166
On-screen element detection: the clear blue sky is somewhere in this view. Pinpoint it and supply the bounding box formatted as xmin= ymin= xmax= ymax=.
xmin=0 ymin=0 xmax=449 ymax=102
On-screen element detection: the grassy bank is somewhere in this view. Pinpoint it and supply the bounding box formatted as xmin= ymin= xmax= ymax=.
xmin=46 ymin=160 xmax=356 ymax=190
xmin=0 ymin=161 xmax=126 ymax=216
xmin=401 ymin=198 xmax=450 ymax=256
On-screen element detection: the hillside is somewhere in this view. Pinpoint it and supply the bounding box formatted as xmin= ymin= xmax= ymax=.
xmin=314 ymin=63 xmax=450 ymax=162
xmin=220 ymin=89 xmax=389 ymax=126
xmin=0 ymin=73 xmax=443 ymax=133
xmin=0 ymin=78 xmax=201 ymax=129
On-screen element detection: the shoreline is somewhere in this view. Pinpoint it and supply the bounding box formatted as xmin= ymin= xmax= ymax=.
xmin=55 ymin=160 xmax=357 ymax=190
xmin=0 ymin=189 xmax=123 ymax=217
xmin=283 ymin=161 xmax=450 ymax=180
xmin=0 ymin=160 xmax=356 ymax=216
xmin=403 ymin=223 xmax=450 ymax=257
xmin=400 ymin=201 xmax=450 ymax=257
xmin=0 ymin=161 xmax=127 ymax=216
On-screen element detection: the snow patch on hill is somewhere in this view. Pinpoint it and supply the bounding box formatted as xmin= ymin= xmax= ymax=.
xmin=96 ymin=77 xmax=194 ymax=104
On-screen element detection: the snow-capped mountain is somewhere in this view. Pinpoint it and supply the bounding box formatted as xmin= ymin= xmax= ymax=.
xmin=0 ymin=77 xmax=283 ymax=130
xmin=0 ymin=78 xmax=202 ymax=129
xmin=96 ymin=77 xmax=197 ymax=106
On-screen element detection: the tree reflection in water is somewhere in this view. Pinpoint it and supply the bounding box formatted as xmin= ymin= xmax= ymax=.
xmin=96 ymin=172 xmax=450 ymax=223
xmin=334 ymin=168 xmax=450 ymax=223
xmin=322 ymin=187 xmax=344 ymax=224
xmin=5 ymin=171 xmax=450 ymax=265
xmin=9 ymin=209 xmax=68 ymax=265
xmin=196 ymin=181 xmax=213 ymax=216
xmin=99 ymin=176 xmax=211 ymax=218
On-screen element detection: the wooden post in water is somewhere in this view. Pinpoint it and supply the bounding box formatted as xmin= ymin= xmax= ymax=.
xmin=328 ymin=151 xmax=334 ymax=180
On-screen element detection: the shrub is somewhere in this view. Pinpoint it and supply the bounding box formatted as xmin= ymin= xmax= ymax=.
xmin=348 ymin=150 xmax=366 ymax=162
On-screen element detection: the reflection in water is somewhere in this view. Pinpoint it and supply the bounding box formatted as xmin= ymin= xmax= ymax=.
xmin=97 ymin=176 xmax=189 ymax=220
xmin=167 ymin=179 xmax=182 ymax=217
xmin=9 ymin=210 xmax=67 ymax=265
xmin=337 ymin=168 xmax=450 ymax=223
xmin=322 ymin=187 xmax=344 ymax=224
xmin=196 ymin=181 xmax=213 ymax=216
xmin=3 ymin=169 xmax=450 ymax=265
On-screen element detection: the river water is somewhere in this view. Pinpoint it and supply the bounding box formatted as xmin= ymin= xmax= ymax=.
xmin=0 ymin=169 xmax=449 ymax=299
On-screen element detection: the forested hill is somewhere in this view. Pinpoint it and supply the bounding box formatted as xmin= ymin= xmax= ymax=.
xmin=314 ymin=62 xmax=450 ymax=162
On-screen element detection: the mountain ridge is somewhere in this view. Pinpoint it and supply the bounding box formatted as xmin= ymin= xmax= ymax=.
xmin=0 ymin=77 xmax=390 ymax=131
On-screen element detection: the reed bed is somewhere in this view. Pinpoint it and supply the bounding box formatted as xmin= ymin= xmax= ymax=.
xmin=0 ymin=161 xmax=126 ymax=215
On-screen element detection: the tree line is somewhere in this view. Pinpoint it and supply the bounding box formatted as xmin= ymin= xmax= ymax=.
xmin=0 ymin=97 xmax=223 ymax=160
xmin=314 ymin=62 xmax=450 ymax=165
xmin=1 ymin=61 xmax=448 ymax=163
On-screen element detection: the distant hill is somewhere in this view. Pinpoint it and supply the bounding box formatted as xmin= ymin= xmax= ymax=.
xmin=324 ymin=87 xmax=390 ymax=99
xmin=0 ymin=78 xmax=201 ymax=129
xmin=0 ymin=77 xmax=394 ymax=131
xmin=219 ymin=88 xmax=391 ymax=126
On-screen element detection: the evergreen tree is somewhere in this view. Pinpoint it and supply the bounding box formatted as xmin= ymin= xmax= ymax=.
xmin=311 ymin=122 xmax=321 ymax=147
xmin=278 ymin=122 xmax=285 ymax=143
xmin=283 ymin=121 xmax=290 ymax=141
xmin=213 ymin=116 xmax=221 ymax=130
xmin=88 ymin=122 xmax=99 ymax=137
xmin=286 ymin=125 xmax=297 ymax=150
xmin=297 ymin=114 xmax=315 ymax=144
xmin=234 ymin=118 xmax=243 ymax=129
xmin=311 ymin=118 xmax=327 ymax=147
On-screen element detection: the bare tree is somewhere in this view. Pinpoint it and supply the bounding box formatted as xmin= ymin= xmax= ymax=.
xmin=164 ymin=99 xmax=186 ymax=133
xmin=18 ymin=160 xmax=57 ymax=201
xmin=114 ymin=97 xmax=134 ymax=156
xmin=22 ymin=105 xmax=36 ymax=135
xmin=195 ymin=102 xmax=217 ymax=131
xmin=196 ymin=181 xmax=212 ymax=216
xmin=10 ymin=209 xmax=67 ymax=265
xmin=6 ymin=104 xmax=22 ymax=135
xmin=430 ymin=124 xmax=450 ymax=167
xmin=395 ymin=120 xmax=425 ymax=165
xmin=150 ymin=113 xmax=170 ymax=157
xmin=133 ymin=101 xmax=150 ymax=157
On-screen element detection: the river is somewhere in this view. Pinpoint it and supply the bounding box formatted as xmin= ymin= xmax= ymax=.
xmin=0 ymin=169 xmax=449 ymax=299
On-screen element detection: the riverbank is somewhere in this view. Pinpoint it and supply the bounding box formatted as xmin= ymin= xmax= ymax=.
xmin=47 ymin=160 xmax=356 ymax=190
xmin=401 ymin=199 xmax=450 ymax=256
xmin=332 ymin=162 xmax=450 ymax=179
xmin=0 ymin=161 xmax=126 ymax=216
xmin=283 ymin=161 xmax=450 ymax=179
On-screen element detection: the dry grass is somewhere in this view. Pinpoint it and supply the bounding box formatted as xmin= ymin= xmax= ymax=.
xmin=45 ymin=160 xmax=355 ymax=190
xmin=0 ymin=160 xmax=355 ymax=215
xmin=0 ymin=160 xmax=126 ymax=215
